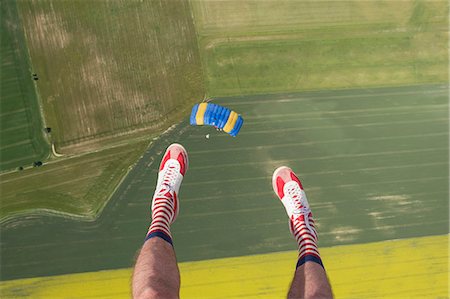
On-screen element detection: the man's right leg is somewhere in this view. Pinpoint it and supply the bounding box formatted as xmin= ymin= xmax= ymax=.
xmin=133 ymin=238 xmax=180 ymax=299
xmin=132 ymin=143 xmax=188 ymax=299
xmin=272 ymin=166 xmax=333 ymax=299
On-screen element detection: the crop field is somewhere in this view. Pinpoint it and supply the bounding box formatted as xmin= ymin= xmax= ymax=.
xmin=0 ymin=139 xmax=148 ymax=223
xmin=191 ymin=0 xmax=448 ymax=96
xmin=1 ymin=235 xmax=447 ymax=298
xmin=1 ymin=85 xmax=448 ymax=287
xmin=17 ymin=0 xmax=204 ymax=153
xmin=1 ymin=0 xmax=449 ymax=298
xmin=1 ymin=0 xmax=203 ymax=224
xmin=0 ymin=2 xmax=49 ymax=171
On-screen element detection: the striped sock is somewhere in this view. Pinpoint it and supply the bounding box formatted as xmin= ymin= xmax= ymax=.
xmin=291 ymin=212 xmax=323 ymax=269
xmin=145 ymin=188 xmax=176 ymax=245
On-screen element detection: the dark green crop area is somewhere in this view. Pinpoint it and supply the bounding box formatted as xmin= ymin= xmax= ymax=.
xmin=0 ymin=2 xmax=49 ymax=171
xmin=1 ymin=85 xmax=448 ymax=280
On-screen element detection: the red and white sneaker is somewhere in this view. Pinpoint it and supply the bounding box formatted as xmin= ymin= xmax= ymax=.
xmin=151 ymin=143 xmax=188 ymax=224
xmin=272 ymin=166 xmax=317 ymax=240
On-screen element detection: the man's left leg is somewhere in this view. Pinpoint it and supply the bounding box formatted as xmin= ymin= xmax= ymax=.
xmin=132 ymin=143 xmax=188 ymax=299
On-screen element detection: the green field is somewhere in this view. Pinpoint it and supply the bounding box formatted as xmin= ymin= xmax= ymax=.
xmin=1 ymin=0 xmax=447 ymax=222
xmin=0 ymin=2 xmax=448 ymax=297
xmin=17 ymin=0 xmax=204 ymax=153
xmin=0 ymin=139 xmax=148 ymax=222
xmin=192 ymin=0 xmax=448 ymax=96
xmin=1 ymin=84 xmax=447 ymax=281
xmin=0 ymin=2 xmax=49 ymax=171
xmin=0 ymin=0 xmax=204 ymax=223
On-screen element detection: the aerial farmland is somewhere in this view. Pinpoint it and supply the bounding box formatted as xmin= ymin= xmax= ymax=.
xmin=0 ymin=0 xmax=448 ymax=298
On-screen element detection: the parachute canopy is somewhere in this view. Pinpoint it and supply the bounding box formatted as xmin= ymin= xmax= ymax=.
xmin=190 ymin=103 xmax=243 ymax=137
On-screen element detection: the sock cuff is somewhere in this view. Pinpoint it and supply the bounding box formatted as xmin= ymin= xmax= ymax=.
xmin=145 ymin=231 xmax=173 ymax=246
xmin=296 ymin=254 xmax=324 ymax=269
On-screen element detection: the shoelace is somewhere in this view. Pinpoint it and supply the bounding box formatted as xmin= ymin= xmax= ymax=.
xmin=155 ymin=163 xmax=179 ymax=198
xmin=286 ymin=183 xmax=317 ymax=239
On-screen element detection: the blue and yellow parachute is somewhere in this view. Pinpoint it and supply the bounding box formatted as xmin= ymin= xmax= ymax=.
xmin=190 ymin=103 xmax=243 ymax=137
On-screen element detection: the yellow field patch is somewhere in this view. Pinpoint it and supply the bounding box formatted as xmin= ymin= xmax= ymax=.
xmin=1 ymin=234 xmax=447 ymax=298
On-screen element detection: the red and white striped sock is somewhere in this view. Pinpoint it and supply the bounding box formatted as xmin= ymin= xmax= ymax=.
xmin=291 ymin=212 xmax=323 ymax=268
xmin=145 ymin=188 xmax=177 ymax=245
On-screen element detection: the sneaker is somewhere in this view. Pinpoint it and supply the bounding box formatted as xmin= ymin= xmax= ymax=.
xmin=272 ymin=166 xmax=317 ymax=240
xmin=152 ymin=143 xmax=188 ymax=223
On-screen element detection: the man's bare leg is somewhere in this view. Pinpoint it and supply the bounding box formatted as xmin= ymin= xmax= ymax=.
xmin=132 ymin=144 xmax=189 ymax=299
xmin=288 ymin=262 xmax=332 ymax=299
xmin=133 ymin=238 xmax=180 ymax=299
xmin=272 ymin=166 xmax=333 ymax=299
